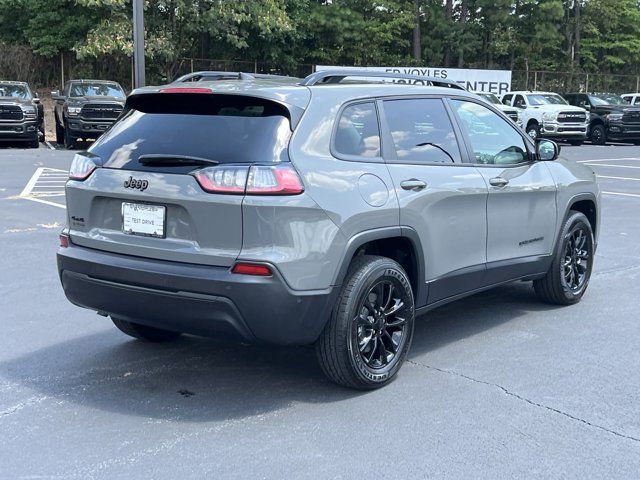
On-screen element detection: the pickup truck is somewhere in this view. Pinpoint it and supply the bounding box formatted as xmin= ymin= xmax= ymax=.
xmin=0 ymin=81 xmax=42 ymax=148
xmin=475 ymin=92 xmax=522 ymax=128
xmin=622 ymin=94 xmax=640 ymax=106
xmin=501 ymin=91 xmax=588 ymax=145
xmin=52 ymin=79 xmax=126 ymax=149
xmin=564 ymin=92 xmax=640 ymax=145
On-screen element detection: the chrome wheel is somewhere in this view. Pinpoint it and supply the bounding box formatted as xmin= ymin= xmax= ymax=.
xmin=354 ymin=280 xmax=409 ymax=370
xmin=562 ymin=227 xmax=591 ymax=292
xmin=527 ymin=126 xmax=538 ymax=139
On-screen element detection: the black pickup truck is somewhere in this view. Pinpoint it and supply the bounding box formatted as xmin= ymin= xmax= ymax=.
xmin=0 ymin=81 xmax=43 ymax=148
xmin=564 ymin=92 xmax=640 ymax=145
xmin=52 ymin=79 xmax=126 ymax=148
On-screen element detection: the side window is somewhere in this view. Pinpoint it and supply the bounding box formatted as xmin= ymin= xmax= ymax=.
xmin=383 ymin=98 xmax=461 ymax=164
xmin=334 ymin=102 xmax=381 ymax=158
xmin=514 ymin=95 xmax=526 ymax=109
xmin=452 ymin=100 xmax=529 ymax=166
xmin=502 ymin=94 xmax=513 ymax=106
xmin=564 ymin=94 xmax=575 ymax=105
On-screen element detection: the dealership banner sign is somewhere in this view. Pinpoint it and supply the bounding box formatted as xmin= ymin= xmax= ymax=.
xmin=316 ymin=66 xmax=512 ymax=94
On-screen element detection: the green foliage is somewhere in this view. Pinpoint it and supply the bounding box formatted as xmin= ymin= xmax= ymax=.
xmin=0 ymin=0 xmax=639 ymax=83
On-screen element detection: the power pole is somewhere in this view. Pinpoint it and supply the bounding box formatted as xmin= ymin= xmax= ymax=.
xmin=133 ymin=0 xmax=146 ymax=88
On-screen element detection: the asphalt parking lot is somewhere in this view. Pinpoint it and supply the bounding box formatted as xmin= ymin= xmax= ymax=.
xmin=1 ymin=143 xmax=639 ymax=479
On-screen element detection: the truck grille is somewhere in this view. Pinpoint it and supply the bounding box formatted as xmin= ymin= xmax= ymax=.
xmin=0 ymin=105 xmax=23 ymax=121
xmin=557 ymin=111 xmax=587 ymax=123
xmin=622 ymin=111 xmax=640 ymax=124
xmin=80 ymin=103 xmax=123 ymax=121
xmin=504 ymin=110 xmax=519 ymax=122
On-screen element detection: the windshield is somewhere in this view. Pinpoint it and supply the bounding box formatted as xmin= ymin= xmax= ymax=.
xmin=590 ymin=94 xmax=625 ymax=106
xmin=70 ymin=82 xmax=125 ymax=98
xmin=477 ymin=93 xmax=501 ymax=105
xmin=0 ymin=84 xmax=30 ymax=99
xmin=527 ymin=94 xmax=568 ymax=106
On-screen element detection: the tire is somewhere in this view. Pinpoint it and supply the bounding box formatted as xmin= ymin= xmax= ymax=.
xmin=569 ymin=140 xmax=583 ymax=146
xmin=29 ymin=136 xmax=39 ymax=149
xmin=55 ymin=122 xmax=64 ymax=145
xmin=526 ymin=123 xmax=540 ymax=140
xmin=64 ymin=126 xmax=76 ymax=149
xmin=534 ymin=211 xmax=594 ymax=305
xmin=111 ymin=317 xmax=182 ymax=342
xmin=633 ymin=140 xmax=640 ymax=146
xmin=316 ymin=255 xmax=415 ymax=390
xmin=590 ymin=124 xmax=606 ymax=145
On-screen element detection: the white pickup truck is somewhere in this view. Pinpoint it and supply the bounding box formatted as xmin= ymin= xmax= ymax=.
xmin=501 ymin=91 xmax=589 ymax=145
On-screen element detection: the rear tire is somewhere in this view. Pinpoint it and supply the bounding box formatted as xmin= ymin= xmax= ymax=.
xmin=316 ymin=255 xmax=415 ymax=390
xmin=534 ymin=211 xmax=594 ymax=305
xmin=111 ymin=317 xmax=182 ymax=342
xmin=29 ymin=136 xmax=39 ymax=149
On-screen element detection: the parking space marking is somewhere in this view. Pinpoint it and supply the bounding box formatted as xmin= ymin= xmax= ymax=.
xmin=583 ymin=163 xmax=640 ymax=169
xmin=602 ymin=191 xmax=640 ymax=198
xmin=578 ymin=158 xmax=640 ymax=163
xmin=597 ymin=175 xmax=640 ymax=182
xmin=44 ymin=141 xmax=55 ymax=150
xmin=19 ymin=167 xmax=66 ymax=209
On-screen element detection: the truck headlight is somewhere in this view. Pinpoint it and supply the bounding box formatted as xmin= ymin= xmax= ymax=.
xmin=607 ymin=113 xmax=623 ymax=122
xmin=542 ymin=112 xmax=557 ymax=122
xmin=67 ymin=106 xmax=82 ymax=116
xmin=21 ymin=106 xmax=37 ymax=117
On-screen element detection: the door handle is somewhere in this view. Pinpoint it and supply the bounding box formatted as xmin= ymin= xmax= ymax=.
xmin=400 ymin=179 xmax=427 ymax=191
xmin=489 ymin=177 xmax=509 ymax=187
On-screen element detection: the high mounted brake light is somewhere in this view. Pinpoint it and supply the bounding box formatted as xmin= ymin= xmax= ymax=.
xmin=159 ymin=87 xmax=213 ymax=94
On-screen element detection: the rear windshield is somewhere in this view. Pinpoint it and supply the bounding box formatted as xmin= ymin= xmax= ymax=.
xmin=90 ymin=94 xmax=292 ymax=172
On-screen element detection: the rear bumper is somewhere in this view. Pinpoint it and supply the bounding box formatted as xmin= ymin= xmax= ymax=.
xmin=0 ymin=121 xmax=38 ymax=141
xmin=57 ymin=243 xmax=336 ymax=345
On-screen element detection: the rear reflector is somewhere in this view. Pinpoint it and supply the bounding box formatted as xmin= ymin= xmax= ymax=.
xmin=231 ymin=263 xmax=272 ymax=276
xmin=59 ymin=233 xmax=69 ymax=248
xmin=159 ymin=87 xmax=213 ymax=94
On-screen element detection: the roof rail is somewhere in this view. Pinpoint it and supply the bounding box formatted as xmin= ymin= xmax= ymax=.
xmin=173 ymin=71 xmax=300 ymax=83
xmin=300 ymin=70 xmax=466 ymax=90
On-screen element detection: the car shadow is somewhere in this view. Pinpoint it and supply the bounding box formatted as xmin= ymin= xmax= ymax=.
xmin=1 ymin=282 xmax=557 ymax=423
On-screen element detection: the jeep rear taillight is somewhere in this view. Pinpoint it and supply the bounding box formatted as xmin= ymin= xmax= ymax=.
xmin=193 ymin=165 xmax=303 ymax=195
xmin=69 ymin=153 xmax=98 ymax=181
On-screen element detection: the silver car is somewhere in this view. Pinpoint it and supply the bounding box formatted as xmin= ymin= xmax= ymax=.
xmin=58 ymin=71 xmax=600 ymax=389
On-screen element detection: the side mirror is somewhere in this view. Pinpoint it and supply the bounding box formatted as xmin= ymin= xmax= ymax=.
xmin=51 ymin=90 xmax=62 ymax=100
xmin=537 ymin=139 xmax=559 ymax=161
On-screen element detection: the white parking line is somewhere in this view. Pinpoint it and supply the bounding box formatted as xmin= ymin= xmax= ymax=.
xmin=578 ymin=158 xmax=640 ymax=163
xmin=583 ymin=163 xmax=640 ymax=169
xmin=602 ymin=191 xmax=640 ymax=198
xmin=19 ymin=167 xmax=67 ymax=209
xmin=44 ymin=141 xmax=55 ymax=150
xmin=597 ymin=175 xmax=640 ymax=182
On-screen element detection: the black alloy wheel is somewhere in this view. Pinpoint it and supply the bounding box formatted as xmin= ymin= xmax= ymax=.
xmin=354 ymin=280 xmax=409 ymax=370
xmin=561 ymin=226 xmax=591 ymax=293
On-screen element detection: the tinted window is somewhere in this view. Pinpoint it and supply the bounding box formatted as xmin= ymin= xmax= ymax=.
xmin=70 ymin=82 xmax=125 ymax=98
xmin=514 ymin=95 xmax=526 ymax=108
xmin=91 ymin=94 xmax=292 ymax=173
xmin=0 ymin=84 xmax=30 ymax=99
xmin=502 ymin=94 xmax=513 ymax=105
xmin=383 ymin=98 xmax=461 ymax=164
xmin=453 ymin=100 xmax=529 ymax=165
xmin=334 ymin=102 xmax=380 ymax=157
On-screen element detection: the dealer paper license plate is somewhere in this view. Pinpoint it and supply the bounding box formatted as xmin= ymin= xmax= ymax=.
xmin=122 ymin=202 xmax=165 ymax=237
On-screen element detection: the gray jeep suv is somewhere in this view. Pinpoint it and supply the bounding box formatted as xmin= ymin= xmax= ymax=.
xmin=57 ymin=72 xmax=600 ymax=389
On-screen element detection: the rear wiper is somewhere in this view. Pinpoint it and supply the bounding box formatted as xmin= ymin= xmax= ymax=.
xmin=138 ymin=154 xmax=219 ymax=167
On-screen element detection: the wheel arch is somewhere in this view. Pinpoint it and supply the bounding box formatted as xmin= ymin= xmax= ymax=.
xmin=333 ymin=227 xmax=427 ymax=307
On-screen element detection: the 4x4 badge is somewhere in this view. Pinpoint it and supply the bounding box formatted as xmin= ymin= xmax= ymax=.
xmin=123 ymin=176 xmax=148 ymax=191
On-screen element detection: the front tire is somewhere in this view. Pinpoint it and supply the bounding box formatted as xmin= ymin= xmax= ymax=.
xmin=64 ymin=126 xmax=76 ymax=149
xmin=111 ymin=317 xmax=182 ymax=342
xmin=590 ymin=125 xmax=606 ymax=145
xmin=534 ymin=211 xmax=594 ymax=305
xmin=316 ymin=255 xmax=415 ymax=389
xmin=29 ymin=136 xmax=39 ymax=149
xmin=526 ymin=123 xmax=540 ymax=140
xmin=55 ymin=122 xmax=64 ymax=145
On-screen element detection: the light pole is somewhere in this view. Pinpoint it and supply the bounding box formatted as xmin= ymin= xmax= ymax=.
xmin=133 ymin=0 xmax=145 ymax=88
